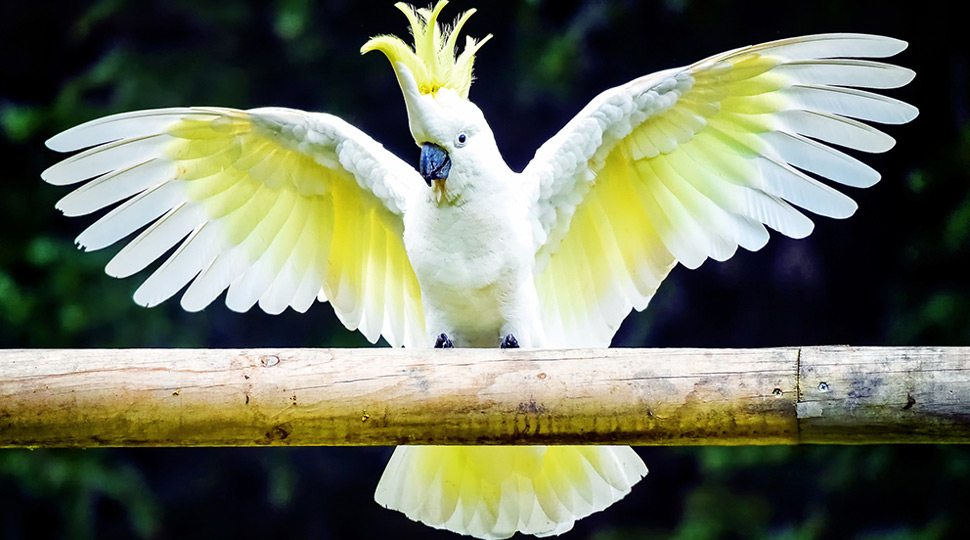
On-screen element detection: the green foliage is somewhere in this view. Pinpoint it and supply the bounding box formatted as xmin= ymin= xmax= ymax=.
xmin=887 ymin=124 xmax=970 ymax=345
xmin=0 ymin=450 xmax=158 ymax=539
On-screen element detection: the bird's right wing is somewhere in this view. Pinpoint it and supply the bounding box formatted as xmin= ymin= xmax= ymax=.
xmin=524 ymin=34 xmax=918 ymax=347
xmin=43 ymin=107 xmax=427 ymax=348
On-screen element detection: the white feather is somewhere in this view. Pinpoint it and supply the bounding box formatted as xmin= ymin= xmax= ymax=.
xmin=76 ymin=181 xmax=185 ymax=251
xmin=755 ymin=155 xmax=858 ymax=219
xmin=773 ymin=59 xmax=916 ymax=89
xmin=223 ymin=190 xmax=297 ymax=312
xmin=105 ymin=203 xmax=206 ymax=278
xmin=258 ymin=202 xmax=314 ymax=315
xmin=289 ymin=241 xmax=325 ymax=314
xmin=663 ymin=150 xmax=771 ymax=251
xmin=776 ymin=109 xmax=896 ymax=152
xmin=760 ymin=130 xmax=880 ymax=188
xmin=360 ymin=220 xmax=388 ymax=344
xmin=42 ymin=135 xmax=171 ymax=185
xmin=747 ymin=33 xmax=908 ymax=60
xmin=180 ymin=246 xmax=243 ymax=313
xmin=133 ymin=223 xmax=221 ymax=308
xmin=783 ymin=84 xmax=919 ymax=124
xmin=55 ymin=159 xmax=174 ymax=216
xmin=45 ymin=108 xmax=207 ymax=152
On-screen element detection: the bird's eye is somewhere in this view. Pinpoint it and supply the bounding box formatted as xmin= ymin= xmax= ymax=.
xmin=455 ymin=132 xmax=468 ymax=147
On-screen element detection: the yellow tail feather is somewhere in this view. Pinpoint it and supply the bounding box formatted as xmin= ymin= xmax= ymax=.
xmin=375 ymin=445 xmax=647 ymax=539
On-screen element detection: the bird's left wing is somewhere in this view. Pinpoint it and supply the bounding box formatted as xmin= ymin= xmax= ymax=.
xmin=524 ymin=34 xmax=917 ymax=347
xmin=43 ymin=107 xmax=427 ymax=347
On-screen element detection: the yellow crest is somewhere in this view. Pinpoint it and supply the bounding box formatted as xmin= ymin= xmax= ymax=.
xmin=361 ymin=1 xmax=492 ymax=98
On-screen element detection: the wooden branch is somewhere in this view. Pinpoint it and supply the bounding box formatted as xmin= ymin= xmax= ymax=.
xmin=1 ymin=347 xmax=967 ymax=447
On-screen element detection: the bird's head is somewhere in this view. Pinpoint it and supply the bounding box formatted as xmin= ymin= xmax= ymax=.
xmin=362 ymin=0 xmax=505 ymax=205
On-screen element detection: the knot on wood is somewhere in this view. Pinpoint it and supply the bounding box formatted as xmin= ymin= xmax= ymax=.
xmin=260 ymin=355 xmax=280 ymax=368
xmin=264 ymin=423 xmax=292 ymax=442
xmin=902 ymin=393 xmax=916 ymax=410
xmin=517 ymin=399 xmax=545 ymax=414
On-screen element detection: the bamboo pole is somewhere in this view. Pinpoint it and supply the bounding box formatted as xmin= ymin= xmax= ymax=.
xmin=1 ymin=347 xmax=967 ymax=447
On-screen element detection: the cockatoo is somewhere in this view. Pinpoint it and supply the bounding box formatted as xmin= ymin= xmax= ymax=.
xmin=41 ymin=1 xmax=917 ymax=538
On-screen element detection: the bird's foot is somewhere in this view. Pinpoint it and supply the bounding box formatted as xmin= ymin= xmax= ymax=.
xmin=434 ymin=333 xmax=454 ymax=349
xmin=500 ymin=333 xmax=519 ymax=349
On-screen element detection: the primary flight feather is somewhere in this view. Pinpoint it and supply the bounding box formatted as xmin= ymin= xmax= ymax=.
xmin=42 ymin=1 xmax=917 ymax=538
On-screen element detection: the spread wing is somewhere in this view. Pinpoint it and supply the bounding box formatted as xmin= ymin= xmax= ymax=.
xmin=525 ymin=34 xmax=918 ymax=347
xmin=43 ymin=107 xmax=427 ymax=348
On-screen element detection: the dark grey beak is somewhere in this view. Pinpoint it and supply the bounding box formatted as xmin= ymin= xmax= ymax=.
xmin=419 ymin=142 xmax=451 ymax=187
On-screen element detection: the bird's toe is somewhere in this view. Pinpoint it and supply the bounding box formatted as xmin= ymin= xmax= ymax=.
xmin=500 ymin=333 xmax=519 ymax=349
xmin=434 ymin=333 xmax=454 ymax=349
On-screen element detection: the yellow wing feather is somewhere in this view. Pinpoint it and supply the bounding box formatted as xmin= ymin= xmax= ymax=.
xmin=43 ymin=107 xmax=426 ymax=347
xmin=530 ymin=34 xmax=917 ymax=346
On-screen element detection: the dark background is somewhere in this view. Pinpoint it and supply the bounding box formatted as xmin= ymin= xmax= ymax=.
xmin=1 ymin=1 xmax=967 ymax=538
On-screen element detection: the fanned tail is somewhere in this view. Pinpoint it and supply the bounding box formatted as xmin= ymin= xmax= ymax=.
xmin=375 ymin=445 xmax=647 ymax=539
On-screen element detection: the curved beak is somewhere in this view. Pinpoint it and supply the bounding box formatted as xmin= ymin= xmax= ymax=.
xmin=419 ymin=142 xmax=451 ymax=187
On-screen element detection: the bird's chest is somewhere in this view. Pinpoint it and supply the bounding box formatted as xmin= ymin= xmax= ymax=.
xmin=404 ymin=195 xmax=531 ymax=331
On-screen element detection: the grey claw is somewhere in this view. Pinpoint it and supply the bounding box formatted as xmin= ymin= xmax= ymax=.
xmin=434 ymin=333 xmax=454 ymax=349
xmin=500 ymin=334 xmax=519 ymax=349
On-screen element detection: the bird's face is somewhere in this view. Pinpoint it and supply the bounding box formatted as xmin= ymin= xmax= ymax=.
xmin=396 ymin=65 xmax=506 ymax=206
xmin=413 ymin=91 xmax=498 ymax=205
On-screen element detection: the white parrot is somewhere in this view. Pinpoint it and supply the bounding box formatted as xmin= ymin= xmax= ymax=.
xmin=41 ymin=1 xmax=917 ymax=538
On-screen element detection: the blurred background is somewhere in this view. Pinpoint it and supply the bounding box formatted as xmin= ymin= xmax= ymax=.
xmin=1 ymin=0 xmax=967 ymax=538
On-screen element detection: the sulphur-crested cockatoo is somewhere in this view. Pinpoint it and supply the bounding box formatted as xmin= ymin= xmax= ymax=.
xmin=42 ymin=1 xmax=917 ymax=538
